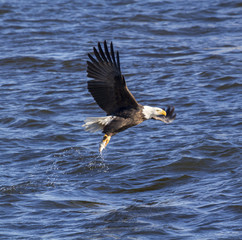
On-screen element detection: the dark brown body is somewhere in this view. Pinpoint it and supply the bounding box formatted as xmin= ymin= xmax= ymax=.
xmin=103 ymin=105 xmax=145 ymax=136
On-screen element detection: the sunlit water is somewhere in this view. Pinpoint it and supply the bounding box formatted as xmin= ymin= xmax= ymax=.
xmin=1 ymin=0 xmax=241 ymax=239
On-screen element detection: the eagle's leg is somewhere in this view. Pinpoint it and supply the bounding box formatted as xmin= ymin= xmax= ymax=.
xmin=99 ymin=134 xmax=111 ymax=153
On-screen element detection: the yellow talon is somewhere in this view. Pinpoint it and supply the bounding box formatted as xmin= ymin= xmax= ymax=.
xmin=99 ymin=134 xmax=111 ymax=153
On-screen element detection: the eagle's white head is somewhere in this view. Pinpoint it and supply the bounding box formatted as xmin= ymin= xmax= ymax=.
xmin=142 ymin=106 xmax=166 ymax=120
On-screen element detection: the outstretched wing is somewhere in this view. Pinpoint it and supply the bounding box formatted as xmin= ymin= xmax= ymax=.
xmin=87 ymin=41 xmax=139 ymax=115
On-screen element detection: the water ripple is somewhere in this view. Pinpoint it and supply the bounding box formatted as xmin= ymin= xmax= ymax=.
xmin=0 ymin=0 xmax=241 ymax=239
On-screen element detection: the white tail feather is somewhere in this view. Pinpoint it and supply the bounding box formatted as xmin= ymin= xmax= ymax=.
xmin=82 ymin=116 xmax=114 ymax=133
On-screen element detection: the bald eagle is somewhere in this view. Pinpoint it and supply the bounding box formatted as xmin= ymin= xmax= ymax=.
xmin=83 ymin=41 xmax=176 ymax=153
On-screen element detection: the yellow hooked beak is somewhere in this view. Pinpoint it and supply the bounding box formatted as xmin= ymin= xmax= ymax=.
xmin=159 ymin=109 xmax=167 ymax=116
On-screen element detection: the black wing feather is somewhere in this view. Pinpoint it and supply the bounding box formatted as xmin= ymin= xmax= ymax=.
xmin=110 ymin=42 xmax=117 ymax=68
xmin=116 ymin=51 xmax=121 ymax=72
xmin=98 ymin=42 xmax=108 ymax=62
xmin=93 ymin=47 xmax=103 ymax=63
xmin=104 ymin=40 xmax=113 ymax=63
xmin=87 ymin=41 xmax=139 ymax=115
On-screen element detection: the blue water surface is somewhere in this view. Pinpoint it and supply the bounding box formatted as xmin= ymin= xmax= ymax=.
xmin=0 ymin=0 xmax=241 ymax=239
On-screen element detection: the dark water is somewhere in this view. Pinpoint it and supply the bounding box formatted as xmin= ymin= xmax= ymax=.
xmin=1 ymin=0 xmax=241 ymax=239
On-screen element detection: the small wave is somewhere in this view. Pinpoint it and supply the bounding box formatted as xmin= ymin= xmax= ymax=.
xmin=34 ymin=198 xmax=106 ymax=209
xmin=10 ymin=118 xmax=49 ymax=129
xmin=216 ymin=82 xmax=241 ymax=91
xmin=0 ymin=181 xmax=47 ymax=195
xmin=0 ymin=117 xmax=15 ymax=125
xmin=0 ymin=56 xmax=57 ymax=69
